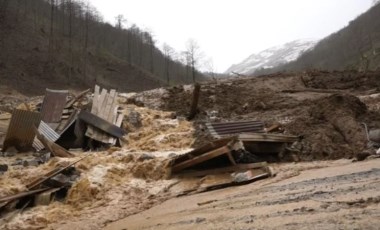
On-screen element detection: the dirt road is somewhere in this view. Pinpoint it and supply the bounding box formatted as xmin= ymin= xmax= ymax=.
xmin=106 ymin=158 xmax=380 ymax=230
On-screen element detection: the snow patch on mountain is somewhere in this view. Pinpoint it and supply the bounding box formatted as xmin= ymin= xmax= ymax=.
xmin=225 ymin=39 xmax=319 ymax=75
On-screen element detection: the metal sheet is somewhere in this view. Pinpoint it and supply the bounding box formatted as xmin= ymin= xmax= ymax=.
xmin=40 ymin=89 xmax=68 ymax=123
xmin=2 ymin=110 xmax=41 ymax=152
xmin=206 ymin=121 xmax=264 ymax=138
xmin=33 ymin=121 xmax=60 ymax=151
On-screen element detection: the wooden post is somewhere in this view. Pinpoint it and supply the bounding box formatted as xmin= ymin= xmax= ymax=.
xmin=187 ymin=83 xmax=201 ymax=120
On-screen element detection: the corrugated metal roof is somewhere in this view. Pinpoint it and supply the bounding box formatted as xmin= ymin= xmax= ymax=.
xmin=206 ymin=120 xmax=265 ymax=138
xmin=40 ymin=89 xmax=68 ymax=123
xmin=33 ymin=121 xmax=60 ymax=151
xmin=2 ymin=110 xmax=41 ymax=152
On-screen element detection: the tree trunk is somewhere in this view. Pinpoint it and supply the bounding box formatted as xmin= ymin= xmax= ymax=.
xmin=188 ymin=83 xmax=201 ymax=120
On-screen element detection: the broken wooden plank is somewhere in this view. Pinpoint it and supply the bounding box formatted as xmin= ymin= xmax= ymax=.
xmin=65 ymin=88 xmax=91 ymax=109
xmin=26 ymin=155 xmax=89 ymax=190
xmin=238 ymin=133 xmax=299 ymax=143
xmin=176 ymin=162 xmax=268 ymax=177
xmin=0 ymin=113 xmax=12 ymax=120
xmin=172 ymin=137 xmax=236 ymax=165
xmin=265 ymin=123 xmax=283 ymax=133
xmin=172 ymin=146 xmax=231 ymax=173
xmin=199 ymin=171 xmax=270 ymax=193
xmin=0 ymin=188 xmax=50 ymax=203
xmin=85 ymin=86 xmax=121 ymax=144
xmin=281 ymin=88 xmax=345 ymax=94
xmin=79 ymin=110 xmax=125 ymax=138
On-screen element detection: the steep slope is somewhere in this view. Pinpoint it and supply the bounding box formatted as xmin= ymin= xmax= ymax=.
xmin=0 ymin=0 xmax=198 ymax=95
xmin=225 ymin=39 xmax=318 ymax=75
xmin=270 ymin=3 xmax=380 ymax=73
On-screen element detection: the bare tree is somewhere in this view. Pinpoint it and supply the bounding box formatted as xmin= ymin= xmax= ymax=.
xmin=204 ymin=58 xmax=216 ymax=81
xmin=185 ymin=39 xmax=203 ymax=83
xmin=115 ymin=14 xmax=126 ymax=30
xmin=162 ymin=43 xmax=174 ymax=85
xmin=49 ymin=0 xmax=56 ymax=53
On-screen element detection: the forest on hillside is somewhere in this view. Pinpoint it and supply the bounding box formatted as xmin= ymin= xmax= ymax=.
xmin=0 ymin=0 xmax=204 ymax=94
xmin=254 ymin=3 xmax=380 ymax=75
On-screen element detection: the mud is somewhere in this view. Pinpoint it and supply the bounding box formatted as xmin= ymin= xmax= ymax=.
xmin=1 ymin=70 xmax=380 ymax=229
xmin=159 ymin=71 xmax=380 ymax=159
xmin=105 ymin=158 xmax=380 ymax=230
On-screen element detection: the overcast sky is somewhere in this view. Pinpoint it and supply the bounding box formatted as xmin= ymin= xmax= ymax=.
xmin=89 ymin=0 xmax=373 ymax=72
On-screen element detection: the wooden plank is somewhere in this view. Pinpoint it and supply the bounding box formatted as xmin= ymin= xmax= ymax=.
xmin=226 ymin=151 xmax=236 ymax=165
xmin=65 ymin=88 xmax=91 ymax=109
xmin=200 ymin=171 xmax=269 ymax=192
xmin=26 ymin=155 xmax=89 ymax=190
xmin=175 ymin=162 xmax=268 ymax=177
xmin=79 ymin=110 xmax=125 ymax=138
xmin=0 ymin=188 xmax=50 ymax=203
xmin=112 ymin=113 xmax=124 ymax=144
xmin=99 ymin=90 xmax=116 ymax=142
xmin=93 ymin=88 xmax=107 ymax=137
xmin=238 ymin=133 xmax=299 ymax=143
xmin=172 ymin=146 xmax=231 ymax=173
xmin=33 ymin=126 xmax=74 ymax=158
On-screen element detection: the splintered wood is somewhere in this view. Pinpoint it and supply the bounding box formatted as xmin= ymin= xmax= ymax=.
xmin=86 ymin=85 xmax=124 ymax=144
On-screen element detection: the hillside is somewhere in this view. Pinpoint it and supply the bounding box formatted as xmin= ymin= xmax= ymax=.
xmin=225 ymin=39 xmax=318 ymax=75
xmin=0 ymin=0 xmax=200 ymax=95
xmin=261 ymin=3 xmax=380 ymax=74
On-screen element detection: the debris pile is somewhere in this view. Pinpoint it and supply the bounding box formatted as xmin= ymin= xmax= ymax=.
xmin=286 ymin=94 xmax=368 ymax=160
xmin=1 ymin=70 xmax=380 ymax=229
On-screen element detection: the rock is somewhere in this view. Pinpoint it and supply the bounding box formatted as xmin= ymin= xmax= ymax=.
xmin=232 ymin=171 xmax=250 ymax=183
xmin=126 ymin=109 xmax=142 ymax=129
xmin=4 ymin=146 xmax=18 ymax=156
xmin=195 ymin=217 xmax=206 ymax=223
xmin=12 ymin=159 xmax=23 ymax=166
xmin=355 ymin=152 xmax=371 ymax=161
xmin=168 ymin=153 xmax=177 ymax=158
xmin=0 ymin=164 xmax=8 ymax=172
xmin=138 ymin=153 xmax=155 ymax=161
xmin=23 ymin=159 xmax=40 ymax=167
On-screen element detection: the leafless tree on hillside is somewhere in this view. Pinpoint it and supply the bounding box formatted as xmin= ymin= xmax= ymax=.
xmin=162 ymin=43 xmax=175 ymax=85
xmin=185 ymin=39 xmax=203 ymax=83
xmin=115 ymin=14 xmax=126 ymax=30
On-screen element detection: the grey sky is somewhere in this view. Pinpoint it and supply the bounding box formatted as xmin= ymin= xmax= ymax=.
xmin=89 ymin=0 xmax=373 ymax=72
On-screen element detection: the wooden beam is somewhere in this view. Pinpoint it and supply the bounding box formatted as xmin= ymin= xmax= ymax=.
xmin=26 ymin=155 xmax=89 ymax=190
xmin=33 ymin=126 xmax=74 ymax=158
xmin=172 ymin=146 xmax=230 ymax=173
xmin=79 ymin=110 xmax=125 ymax=138
xmin=175 ymin=162 xmax=268 ymax=177
xmin=0 ymin=188 xmax=50 ymax=203
xmin=187 ymin=83 xmax=201 ymax=120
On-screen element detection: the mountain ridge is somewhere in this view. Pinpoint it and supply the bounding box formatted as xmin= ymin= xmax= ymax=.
xmin=225 ymin=39 xmax=318 ymax=75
